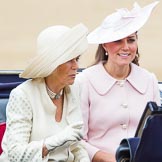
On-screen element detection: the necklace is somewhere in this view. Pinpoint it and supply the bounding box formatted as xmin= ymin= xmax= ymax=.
xmin=46 ymin=85 xmax=63 ymax=99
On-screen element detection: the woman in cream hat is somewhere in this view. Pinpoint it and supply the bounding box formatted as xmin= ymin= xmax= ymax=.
xmin=0 ymin=23 xmax=90 ymax=162
xmin=77 ymin=1 xmax=160 ymax=162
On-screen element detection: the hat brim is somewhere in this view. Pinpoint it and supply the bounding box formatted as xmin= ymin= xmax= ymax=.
xmin=20 ymin=23 xmax=88 ymax=79
xmin=87 ymin=1 xmax=159 ymax=44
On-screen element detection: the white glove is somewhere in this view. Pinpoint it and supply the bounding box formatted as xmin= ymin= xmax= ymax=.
xmin=74 ymin=156 xmax=90 ymax=162
xmin=44 ymin=121 xmax=83 ymax=152
xmin=79 ymin=158 xmax=90 ymax=162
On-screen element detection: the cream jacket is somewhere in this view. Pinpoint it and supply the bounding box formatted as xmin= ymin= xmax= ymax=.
xmin=0 ymin=78 xmax=89 ymax=162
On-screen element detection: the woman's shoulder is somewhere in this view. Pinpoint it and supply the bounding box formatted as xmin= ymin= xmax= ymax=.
xmin=131 ymin=63 xmax=156 ymax=78
xmin=11 ymin=78 xmax=44 ymax=96
xmin=82 ymin=64 xmax=101 ymax=74
xmin=76 ymin=64 xmax=103 ymax=81
xmin=128 ymin=63 xmax=158 ymax=94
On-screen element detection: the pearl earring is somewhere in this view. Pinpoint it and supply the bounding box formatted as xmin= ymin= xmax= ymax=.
xmin=105 ymin=52 xmax=108 ymax=56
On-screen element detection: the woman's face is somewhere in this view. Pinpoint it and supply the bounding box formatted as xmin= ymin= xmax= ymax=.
xmin=53 ymin=56 xmax=80 ymax=86
xmin=102 ymin=33 xmax=138 ymax=66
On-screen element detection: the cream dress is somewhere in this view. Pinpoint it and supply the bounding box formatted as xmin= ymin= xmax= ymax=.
xmin=0 ymin=78 xmax=89 ymax=162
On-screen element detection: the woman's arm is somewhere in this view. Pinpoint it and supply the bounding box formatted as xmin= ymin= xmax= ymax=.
xmin=152 ymin=73 xmax=161 ymax=105
xmin=72 ymin=141 xmax=90 ymax=162
xmin=5 ymin=89 xmax=44 ymax=162
xmin=92 ymin=150 xmax=116 ymax=162
xmin=77 ymin=73 xmax=100 ymax=160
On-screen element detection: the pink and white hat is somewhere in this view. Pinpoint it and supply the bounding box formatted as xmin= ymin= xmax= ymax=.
xmin=87 ymin=1 xmax=159 ymax=44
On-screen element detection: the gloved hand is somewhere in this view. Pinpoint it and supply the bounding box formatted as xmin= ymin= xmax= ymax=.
xmin=79 ymin=158 xmax=90 ymax=162
xmin=74 ymin=157 xmax=90 ymax=162
xmin=44 ymin=121 xmax=83 ymax=152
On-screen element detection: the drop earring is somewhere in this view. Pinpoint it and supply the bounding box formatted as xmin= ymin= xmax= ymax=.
xmin=105 ymin=52 xmax=108 ymax=56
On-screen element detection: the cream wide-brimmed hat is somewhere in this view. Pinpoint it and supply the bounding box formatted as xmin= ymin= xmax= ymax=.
xmin=87 ymin=1 xmax=159 ymax=44
xmin=20 ymin=23 xmax=88 ymax=78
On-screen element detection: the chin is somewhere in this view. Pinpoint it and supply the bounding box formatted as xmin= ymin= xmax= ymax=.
xmin=120 ymin=62 xmax=130 ymax=66
xmin=67 ymin=80 xmax=75 ymax=85
xmin=69 ymin=81 xmax=75 ymax=85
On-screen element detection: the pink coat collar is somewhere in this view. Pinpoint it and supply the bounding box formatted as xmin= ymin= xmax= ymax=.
xmin=82 ymin=63 xmax=152 ymax=95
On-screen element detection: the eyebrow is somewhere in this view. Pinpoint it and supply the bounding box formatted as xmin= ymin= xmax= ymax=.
xmin=128 ymin=35 xmax=136 ymax=38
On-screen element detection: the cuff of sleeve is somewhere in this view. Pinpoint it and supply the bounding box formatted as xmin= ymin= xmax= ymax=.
xmin=42 ymin=140 xmax=50 ymax=162
xmin=43 ymin=154 xmax=49 ymax=162
xmin=82 ymin=140 xmax=100 ymax=161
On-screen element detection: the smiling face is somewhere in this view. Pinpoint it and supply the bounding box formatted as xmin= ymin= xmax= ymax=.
xmin=102 ymin=33 xmax=138 ymax=67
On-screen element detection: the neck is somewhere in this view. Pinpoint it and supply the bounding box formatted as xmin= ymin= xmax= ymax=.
xmin=45 ymin=75 xmax=64 ymax=94
xmin=104 ymin=63 xmax=131 ymax=80
xmin=46 ymin=85 xmax=63 ymax=99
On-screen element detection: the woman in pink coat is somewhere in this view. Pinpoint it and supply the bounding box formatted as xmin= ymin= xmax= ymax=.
xmin=77 ymin=1 xmax=161 ymax=162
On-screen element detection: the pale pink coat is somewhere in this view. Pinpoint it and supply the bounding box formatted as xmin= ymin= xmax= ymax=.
xmin=77 ymin=63 xmax=161 ymax=161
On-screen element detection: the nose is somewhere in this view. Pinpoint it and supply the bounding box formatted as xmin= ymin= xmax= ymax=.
xmin=122 ymin=40 xmax=129 ymax=51
xmin=71 ymin=59 xmax=79 ymax=70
